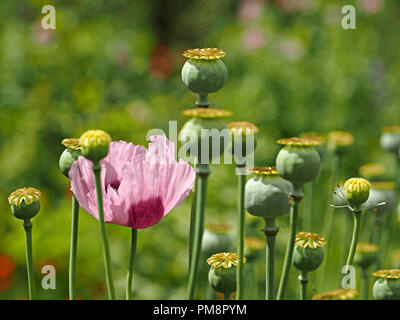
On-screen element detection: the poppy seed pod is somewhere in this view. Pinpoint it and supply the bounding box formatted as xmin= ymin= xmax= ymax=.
xmin=312 ymin=289 xmax=358 ymax=300
xmin=8 ymin=187 xmax=41 ymax=220
xmin=380 ymin=126 xmax=400 ymax=154
xmin=276 ymin=138 xmax=321 ymax=191
xmin=207 ymin=253 xmax=244 ymax=295
xmin=344 ymin=178 xmax=371 ymax=209
xmin=201 ymin=224 xmax=232 ymax=259
xmin=59 ymin=138 xmax=81 ymax=178
xmin=79 ymin=130 xmax=111 ymax=164
xmin=292 ymin=232 xmax=326 ymax=273
xmin=372 ymin=269 xmax=400 ymax=300
xmin=327 ymin=130 xmax=354 ymax=155
xmin=179 ymin=108 xmax=232 ymax=162
xmin=244 ymin=236 xmax=265 ymax=263
xmin=366 ymin=182 xmax=396 ymax=214
xmin=227 ymin=122 xmax=258 ymax=165
xmin=181 ymin=48 xmax=228 ymax=107
xmin=354 ymin=242 xmax=379 ymax=269
xmin=299 ymin=132 xmax=326 ymax=161
xmin=244 ymin=167 xmax=292 ymax=219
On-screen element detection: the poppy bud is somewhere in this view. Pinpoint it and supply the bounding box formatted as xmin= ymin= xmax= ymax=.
xmin=8 ymin=187 xmax=41 ymax=220
xmin=79 ymin=130 xmax=111 ymax=165
xmin=344 ymin=178 xmax=371 ymax=209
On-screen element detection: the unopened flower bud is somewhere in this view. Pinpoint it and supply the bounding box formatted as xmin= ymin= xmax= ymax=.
xmin=8 ymin=187 xmax=41 ymax=220
xmin=344 ymin=178 xmax=371 ymax=209
xmin=292 ymin=232 xmax=326 ymax=272
xmin=79 ymin=130 xmax=111 ymax=164
xmin=59 ymin=138 xmax=81 ymax=178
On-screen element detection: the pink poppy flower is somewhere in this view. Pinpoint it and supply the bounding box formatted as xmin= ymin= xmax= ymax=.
xmin=69 ymin=135 xmax=196 ymax=229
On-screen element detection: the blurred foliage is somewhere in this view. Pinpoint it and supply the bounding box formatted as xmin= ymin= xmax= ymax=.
xmin=0 ymin=0 xmax=400 ymax=299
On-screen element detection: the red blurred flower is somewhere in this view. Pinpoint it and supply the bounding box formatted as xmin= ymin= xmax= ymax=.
xmin=243 ymin=28 xmax=266 ymax=50
xmin=0 ymin=254 xmax=16 ymax=279
xmin=359 ymin=0 xmax=384 ymax=14
xmin=238 ymin=0 xmax=264 ymax=23
xmin=149 ymin=44 xmax=174 ymax=80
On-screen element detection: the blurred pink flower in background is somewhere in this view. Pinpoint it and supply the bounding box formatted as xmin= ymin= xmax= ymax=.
xmin=274 ymin=0 xmax=315 ymax=12
xmin=69 ymin=136 xmax=195 ymax=229
xmin=359 ymin=0 xmax=384 ymax=14
xmin=243 ymin=28 xmax=266 ymax=50
xmin=238 ymin=0 xmax=264 ymax=23
xmin=277 ymin=38 xmax=304 ymax=60
xmin=31 ymin=21 xmax=55 ymax=44
xmin=150 ymin=44 xmax=174 ymax=80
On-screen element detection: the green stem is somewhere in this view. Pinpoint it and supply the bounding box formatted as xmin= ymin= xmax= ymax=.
xmin=189 ymin=163 xmax=197 ymax=272
xmin=361 ymin=268 xmax=369 ymax=300
xmin=93 ymin=166 xmax=116 ymax=300
xmin=299 ymin=271 xmax=309 ymax=300
xmin=264 ymin=217 xmax=278 ymax=300
xmin=69 ymin=195 xmax=79 ymax=300
xmin=236 ymin=167 xmax=246 ymax=300
xmin=277 ymin=189 xmax=302 ymax=300
xmin=187 ymin=164 xmax=210 ymax=299
xmin=126 ymin=228 xmax=138 ymax=300
xmin=346 ymin=211 xmax=362 ymax=266
xmin=23 ymin=220 xmax=36 ymax=300
xmin=304 ymin=182 xmax=313 ymax=231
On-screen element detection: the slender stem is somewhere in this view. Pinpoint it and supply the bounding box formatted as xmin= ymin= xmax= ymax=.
xmin=346 ymin=211 xmax=362 ymax=266
xmin=69 ymin=195 xmax=79 ymax=300
xmin=189 ymin=163 xmax=197 ymax=272
xmin=236 ymin=167 xmax=246 ymax=300
xmin=187 ymin=164 xmax=209 ymax=299
xmin=304 ymin=182 xmax=313 ymax=231
xmin=23 ymin=220 xmax=36 ymax=300
xmin=265 ymin=234 xmax=276 ymax=300
xmin=361 ymin=268 xmax=369 ymax=300
xmin=224 ymin=293 xmax=232 ymax=300
xmin=277 ymin=192 xmax=302 ymax=300
xmin=93 ymin=166 xmax=116 ymax=300
xmin=126 ymin=228 xmax=138 ymax=300
xmin=299 ymin=271 xmax=309 ymax=300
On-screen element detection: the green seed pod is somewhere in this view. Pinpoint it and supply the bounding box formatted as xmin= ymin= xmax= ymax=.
xmin=292 ymin=232 xmax=326 ymax=272
xmin=244 ymin=166 xmax=292 ymax=218
xmin=182 ymin=48 xmax=228 ymax=106
xmin=80 ymin=129 xmax=111 ymax=164
xmin=312 ymin=289 xmax=358 ymax=300
xmin=276 ymin=137 xmax=321 ymax=189
xmin=354 ymin=242 xmax=379 ymax=269
xmin=59 ymin=138 xmax=81 ymax=178
xmin=201 ymin=224 xmax=232 ymax=259
xmin=366 ymin=182 xmax=396 ymax=213
xmin=344 ymin=177 xmax=371 ymax=209
xmin=299 ymin=132 xmax=326 ymax=161
xmin=326 ymin=130 xmax=354 ymax=155
xmin=227 ymin=122 xmax=258 ymax=165
xmin=380 ymin=126 xmax=400 ymax=154
xmin=179 ymin=108 xmax=232 ymax=162
xmin=207 ymin=253 xmax=244 ymax=294
xmin=8 ymin=187 xmax=41 ymax=221
xmin=244 ymin=236 xmax=265 ymax=263
xmin=372 ymin=270 xmax=400 ymax=300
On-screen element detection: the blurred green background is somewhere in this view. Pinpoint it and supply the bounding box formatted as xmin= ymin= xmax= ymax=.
xmin=1 ymin=0 xmax=400 ymax=300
